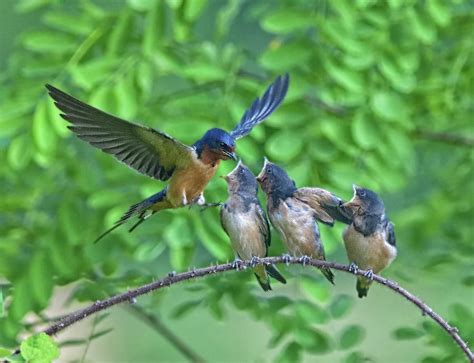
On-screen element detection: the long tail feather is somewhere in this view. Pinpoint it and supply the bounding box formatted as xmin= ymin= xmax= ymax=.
xmin=319 ymin=266 xmax=335 ymax=285
xmin=94 ymin=189 xmax=166 ymax=243
xmin=266 ymin=264 xmax=287 ymax=284
xmin=254 ymin=265 xmax=271 ymax=291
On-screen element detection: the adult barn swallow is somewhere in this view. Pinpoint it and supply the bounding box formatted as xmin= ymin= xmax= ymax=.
xmin=257 ymin=158 xmax=347 ymax=284
xmin=46 ymin=75 xmax=289 ymax=242
xmin=341 ymin=185 xmax=397 ymax=298
xmin=220 ymin=161 xmax=286 ymax=291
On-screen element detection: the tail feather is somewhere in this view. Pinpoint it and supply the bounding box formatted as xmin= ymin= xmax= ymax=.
xmin=254 ymin=265 xmax=271 ymax=291
xmin=93 ymin=189 xmax=166 ymax=243
xmin=356 ymin=277 xmax=372 ymax=298
xmin=266 ymin=264 xmax=287 ymax=285
xmin=319 ymin=266 xmax=335 ymax=285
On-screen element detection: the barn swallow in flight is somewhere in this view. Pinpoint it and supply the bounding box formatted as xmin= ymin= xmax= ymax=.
xmin=46 ymin=75 xmax=289 ymax=242
xmin=341 ymin=185 xmax=397 ymax=298
xmin=220 ymin=161 xmax=286 ymax=291
xmin=257 ymin=158 xmax=348 ymax=285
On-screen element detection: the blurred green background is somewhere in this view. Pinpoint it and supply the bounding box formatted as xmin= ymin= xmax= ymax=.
xmin=0 ymin=0 xmax=473 ymax=362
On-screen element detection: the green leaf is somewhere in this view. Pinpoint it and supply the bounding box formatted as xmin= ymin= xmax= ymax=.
xmin=294 ymin=326 xmax=331 ymax=354
xmin=330 ymin=294 xmax=354 ymax=319
xmin=30 ymin=252 xmax=53 ymax=309
xmin=427 ymin=0 xmax=450 ymax=27
xmin=351 ymin=113 xmax=379 ymax=149
xmin=107 ymin=9 xmax=132 ymax=56
xmin=8 ymin=134 xmax=33 ymax=171
xmin=300 ymin=276 xmax=331 ymax=303
xmin=324 ymin=59 xmax=365 ymax=93
xmin=260 ymin=40 xmax=312 ymax=71
xmin=407 ymin=8 xmax=436 ymax=44
xmin=275 ymin=342 xmax=301 ymax=363
xmin=392 ymin=327 xmax=424 ymax=340
xmin=294 ymin=301 xmax=330 ymax=324
xmin=0 ymin=347 xmax=11 ymax=358
xmin=20 ymin=333 xmax=59 ymax=363
xmin=344 ymin=351 xmax=370 ymax=363
xmin=184 ymin=0 xmax=207 ymax=22
xmin=261 ymin=8 xmax=315 ymax=34
xmin=21 ymin=31 xmax=75 ymax=53
xmin=32 ymin=100 xmax=57 ymax=154
xmin=370 ymin=91 xmax=408 ymax=122
xmin=115 ymin=74 xmax=138 ymax=119
xmin=339 ymin=325 xmax=365 ymax=349
xmin=42 ymin=11 xmax=93 ymax=35
xmin=265 ymin=130 xmax=303 ymax=162
xmin=172 ymin=300 xmax=201 ymax=319
xmin=127 ymin=0 xmax=157 ymax=11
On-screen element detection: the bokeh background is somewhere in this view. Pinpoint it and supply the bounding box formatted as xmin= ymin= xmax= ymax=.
xmin=0 ymin=0 xmax=473 ymax=362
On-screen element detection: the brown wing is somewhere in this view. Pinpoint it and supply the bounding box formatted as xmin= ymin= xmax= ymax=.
xmin=254 ymin=202 xmax=271 ymax=251
xmin=294 ymin=187 xmax=349 ymax=225
xmin=46 ymin=84 xmax=194 ymax=180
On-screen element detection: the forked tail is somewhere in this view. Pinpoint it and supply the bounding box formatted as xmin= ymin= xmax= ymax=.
xmin=93 ymin=188 xmax=167 ymax=243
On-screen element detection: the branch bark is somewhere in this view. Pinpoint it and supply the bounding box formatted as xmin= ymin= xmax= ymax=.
xmin=20 ymin=257 xmax=474 ymax=362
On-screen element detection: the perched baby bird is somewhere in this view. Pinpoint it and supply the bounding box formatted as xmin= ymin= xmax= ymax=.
xmin=220 ymin=161 xmax=286 ymax=291
xmin=257 ymin=158 xmax=347 ymax=285
xmin=341 ymin=185 xmax=397 ymax=298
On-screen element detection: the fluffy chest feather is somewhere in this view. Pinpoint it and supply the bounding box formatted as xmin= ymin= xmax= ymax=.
xmin=343 ymin=224 xmax=397 ymax=273
xmin=269 ymin=197 xmax=322 ymax=257
xmin=167 ymin=151 xmax=219 ymax=207
xmin=221 ymin=202 xmax=266 ymax=259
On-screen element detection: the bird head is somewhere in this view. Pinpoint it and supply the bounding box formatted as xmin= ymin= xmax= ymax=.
xmin=257 ymin=157 xmax=297 ymax=198
xmin=222 ymin=160 xmax=258 ymax=195
xmin=195 ymin=128 xmax=237 ymax=161
xmin=342 ymin=185 xmax=385 ymax=217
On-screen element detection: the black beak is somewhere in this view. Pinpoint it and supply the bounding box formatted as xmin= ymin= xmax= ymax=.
xmin=224 ymin=150 xmax=238 ymax=161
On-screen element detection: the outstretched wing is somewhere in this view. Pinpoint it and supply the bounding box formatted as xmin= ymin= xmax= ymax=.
xmin=46 ymin=84 xmax=194 ymax=181
xmin=294 ymin=187 xmax=351 ymax=225
xmin=230 ymin=74 xmax=289 ymax=139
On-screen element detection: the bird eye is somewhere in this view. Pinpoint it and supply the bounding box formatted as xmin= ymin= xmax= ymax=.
xmin=219 ymin=142 xmax=227 ymax=149
xmin=359 ymin=190 xmax=366 ymax=197
xmin=267 ymin=168 xmax=272 ymax=175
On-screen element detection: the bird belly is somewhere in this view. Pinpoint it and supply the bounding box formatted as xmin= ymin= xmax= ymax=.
xmin=271 ymin=200 xmax=324 ymax=258
xmin=343 ymin=225 xmax=397 ymax=273
xmin=222 ymin=209 xmax=266 ymax=260
xmin=167 ymin=159 xmax=218 ymax=207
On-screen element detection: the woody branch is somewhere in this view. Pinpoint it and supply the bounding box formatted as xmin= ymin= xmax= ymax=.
xmin=18 ymin=257 xmax=474 ymax=362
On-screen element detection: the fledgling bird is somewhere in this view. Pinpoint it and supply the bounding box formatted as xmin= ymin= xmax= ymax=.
xmin=341 ymin=185 xmax=397 ymax=298
xmin=220 ymin=161 xmax=286 ymax=291
xmin=257 ymin=158 xmax=348 ymax=285
xmin=46 ymin=74 xmax=289 ymax=242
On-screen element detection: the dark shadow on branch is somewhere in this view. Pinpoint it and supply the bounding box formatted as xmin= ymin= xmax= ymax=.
xmin=11 ymin=257 xmax=474 ymax=362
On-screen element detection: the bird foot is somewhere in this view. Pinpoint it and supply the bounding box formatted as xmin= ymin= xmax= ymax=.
xmin=282 ymin=254 xmax=292 ymax=265
xmin=250 ymin=256 xmax=261 ymax=267
xmin=348 ymin=262 xmax=359 ymax=274
xmin=298 ymin=255 xmax=311 ymax=266
xmin=232 ymin=258 xmax=244 ymax=271
xmin=199 ymin=202 xmax=224 ymax=211
xmin=363 ymin=269 xmax=374 ymax=280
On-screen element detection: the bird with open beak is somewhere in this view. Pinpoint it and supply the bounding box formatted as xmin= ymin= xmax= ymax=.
xmin=257 ymin=158 xmax=348 ymax=285
xmin=220 ymin=161 xmax=286 ymax=291
xmin=341 ymin=185 xmax=397 ymax=298
xmin=46 ymin=74 xmax=289 ymax=242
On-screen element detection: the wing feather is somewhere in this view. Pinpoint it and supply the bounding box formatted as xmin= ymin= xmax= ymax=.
xmin=46 ymin=84 xmax=193 ymax=181
xmin=230 ymin=74 xmax=289 ymax=139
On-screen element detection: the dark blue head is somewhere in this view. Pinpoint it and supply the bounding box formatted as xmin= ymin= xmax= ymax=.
xmin=344 ymin=185 xmax=385 ymax=217
xmin=223 ymin=160 xmax=258 ymax=196
xmin=194 ymin=128 xmax=237 ymax=161
xmin=257 ymin=158 xmax=297 ymax=200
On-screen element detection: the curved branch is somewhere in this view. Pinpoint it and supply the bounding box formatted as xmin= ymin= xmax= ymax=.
xmin=28 ymin=257 xmax=474 ymax=362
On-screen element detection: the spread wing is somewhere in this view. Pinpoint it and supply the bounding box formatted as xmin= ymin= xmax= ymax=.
xmin=46 ymin=84 xmax=194 ymax=181
xmin=230 ymin=74 xmax=289 ymax=139
xmin=294 ymin=187 xmax=351 ymax=225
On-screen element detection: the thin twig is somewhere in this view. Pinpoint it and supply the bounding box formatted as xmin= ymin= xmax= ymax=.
xmin=125 ymin=304 xmax=205 ymax=363
xmin=413 ymin=129 xmax=474 ymax=147
xmin=15 ymin=257 xmax=474 ymax=362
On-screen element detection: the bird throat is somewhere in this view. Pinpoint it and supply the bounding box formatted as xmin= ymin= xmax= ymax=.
xmin=200 ymin=148 xmax=223 ymax=167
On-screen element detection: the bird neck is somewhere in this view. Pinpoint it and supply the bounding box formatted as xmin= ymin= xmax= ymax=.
xmin=194 ymin=143 xmax=222 ymax=167
xmin=353 ymin=212 xmax=382 ymax=236
xmin=269 ymin=186 xmax=296 ymax=207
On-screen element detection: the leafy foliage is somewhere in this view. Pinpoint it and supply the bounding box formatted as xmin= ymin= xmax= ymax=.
xmin=0 ymin=0 xmax=472 ymax=362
